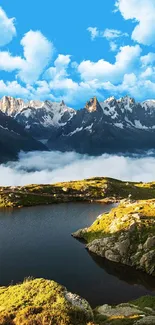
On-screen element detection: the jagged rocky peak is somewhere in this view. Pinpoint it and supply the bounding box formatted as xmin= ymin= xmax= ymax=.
xmin=27 ymin=100 xmax=43 ymax=108
xmin=0 ymin=96 xmax=25 ymax=117
xmin=103 ymin=96 xmax=117 ymax=107
xmin=142 ymin=99 xmax=155 ymax=110
xmin=118 ymin=95 xmax=135 ymax=107
xmin=85 ymin=97 xmax=101 ymax=113
xmin=60 ymin=100 xmax=65 ymax=106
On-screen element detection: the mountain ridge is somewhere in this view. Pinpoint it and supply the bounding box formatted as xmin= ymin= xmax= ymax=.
xmin=1 ymin=95 xmax=155 ymax=155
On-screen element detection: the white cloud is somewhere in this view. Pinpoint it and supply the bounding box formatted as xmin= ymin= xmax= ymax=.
xmin=101 ymin=72 xmax=155 ymax=101
xmin=17 ymin=30 xmax=54 ymax=84
xmin=109 ymin=41 xmax=118 ymax=52
xmin=78 ymin=45 xmax=141 ymax=84
xmin=1 ymin=4 xmax=155 ymax=105
xmin=44 ymin=54 xmax=80 ymax=95
xmin=87 ymin=27 xmax=99 ymax=40
xmin=87 ymin=27 xmax=128 ymax=51
xmin=115 ymin=0 xmax=155 ymax=46
xmin=141 ymin=53 xmax=155 ymax=66
xmin=45 ymin=54 xmax=71 ymax=81
xmin=0 ymin=80 xmax=30 ymax=97
xmin=1 ymin=150 xmax=155 ymax=186
xmin=103 ymin=29 xmax=128 ymax=52
xmin=0 ymin=52 xmax=23 ymax=71
xmin=102 ymin=28 xmax=128 ymax=39
xmin=0 ymin=7 xmax=16 ymax=46
xmin=0 ymin=30 xmax=54 ymax=85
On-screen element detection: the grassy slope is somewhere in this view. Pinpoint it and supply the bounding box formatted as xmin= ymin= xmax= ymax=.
xmin=79 ymin=199 xmax=155 ymax=243
xmin=0 ymin=278 xmax=155 ymax=325
xmin=0 ymin=278 xmax=93 ymax=325
xmin=1 ymin=177 xmax=155 ymax=207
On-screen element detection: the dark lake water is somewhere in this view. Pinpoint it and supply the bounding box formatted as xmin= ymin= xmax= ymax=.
xmin=0 ymin=202 xmax=155 ymax=307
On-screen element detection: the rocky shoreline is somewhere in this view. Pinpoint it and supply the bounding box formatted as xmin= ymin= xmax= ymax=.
xmin=72 ymin=199 xmax=155 ymax=276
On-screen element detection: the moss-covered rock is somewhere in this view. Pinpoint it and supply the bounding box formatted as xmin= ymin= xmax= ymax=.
xmin=94 ymin=296 xmax=155 ymax=324
xmin=0 ymin=278 xmax=93 ymax=325
xmin=73 ymin=199 xmax=155 ymax=275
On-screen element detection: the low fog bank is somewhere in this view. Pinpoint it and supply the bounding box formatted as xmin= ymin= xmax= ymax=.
xmin=0 ymin=150 xmax=155 ymax=186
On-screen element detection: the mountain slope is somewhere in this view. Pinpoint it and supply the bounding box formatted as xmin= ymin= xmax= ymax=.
xmin=0 ymin=96 xmax=75 ymax=138
xmin=0 ymin=111 xmax=46 ymax=163
xmin=47 ymin=97 xmax=155 ymax=154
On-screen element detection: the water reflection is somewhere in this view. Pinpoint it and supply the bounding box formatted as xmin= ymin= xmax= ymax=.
xmin=89 ymin=252 xmax=155 ymax=292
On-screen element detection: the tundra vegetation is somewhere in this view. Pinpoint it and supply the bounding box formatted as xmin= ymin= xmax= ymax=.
xmin=0 ymin=278 xmax=155 ymax=325
xmin=1 ymin=177 xmax=155 ymax=207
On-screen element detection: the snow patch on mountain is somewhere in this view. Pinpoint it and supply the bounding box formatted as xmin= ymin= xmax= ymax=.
xmin=69 ymin=127 xmax=83 ymax=136
xmin=114 ymin=122 xmax=124 ymax=129
xmin=134 ymin=120 xmax=148 ymax=130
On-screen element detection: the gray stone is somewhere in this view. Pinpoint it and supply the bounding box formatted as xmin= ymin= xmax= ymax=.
xmin=72 ymin=228 xmax=87 ymax=238
xmin=118 ymin=238 xmax=130 ymax=256
xmin=104 ymin=249 xmax=121 ymax=262
xmin=140 ymin=250 xmax=155 ymax=274
xmin=144 ymin=237 xmax=155 ymax=250
xmin=135 ymin=316 xmax=155 ymax=324
xmin=65 ymin=291 xmax=93 ymax=319
xmin=97 ymin=304 xmax=143 ymax=317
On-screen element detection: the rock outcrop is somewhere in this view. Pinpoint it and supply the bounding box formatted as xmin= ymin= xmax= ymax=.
xmin=73 ymin=199 xmax=155 ymax=276
xmin=1 ymin=277 xmax=155 ymax=324
xmin=95 ymin=297 xmax=155 ymax=324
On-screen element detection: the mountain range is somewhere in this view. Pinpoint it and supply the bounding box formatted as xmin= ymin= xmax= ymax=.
xmin=1 ymin=95 xmax=155 ymax=159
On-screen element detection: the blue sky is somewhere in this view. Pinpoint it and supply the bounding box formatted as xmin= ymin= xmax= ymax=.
xmin=0 ymin=0 xmax=155 ymax=108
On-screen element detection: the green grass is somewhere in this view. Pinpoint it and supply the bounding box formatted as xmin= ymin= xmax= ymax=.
xmin=0 ymin=279 xmax=154 ymax=325
xmin=131 ymin=295 xmax=155 ymax=311
xmin=1 ymin=177 xmax=155 ymax=208
xmin=0 ymin=278 xmax=93 ymax=325
xmin=79 ymin=199 xmax=155 ymax=243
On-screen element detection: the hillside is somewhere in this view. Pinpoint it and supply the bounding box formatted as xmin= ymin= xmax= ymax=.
xmin=0 ymin=278 xmax=155 ymax=325
xmin=0 ymin=110 xmax=47 ymax=163
xmin=0 ymin=177 xmax=155 ymax=207
xmin=1 ymin=177 xmax=155 ymax=207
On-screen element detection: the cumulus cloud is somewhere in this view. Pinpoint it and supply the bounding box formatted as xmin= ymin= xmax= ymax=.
xmin=115 ymin=0 xmax=155 ymax=46
xmin=0 ymin=52 xmax=23 ymax=71
xmin=1 ymin=151 xmax=155 ymax=186
xmin=0 ymin=80 xmax=30 ymax=98
xmin=44 ymin=54 xmax=71 ymax=81
xmin=78 ymin=45 xmax=141 ymax=84
xmin=18 ymin=30 xmax=54 ymax=84
xmin=0 ymin=30 xmax=54 ymax=85
xmin=1 ymin=4 xmax=155 ymax=105
xmin=141 ymin=53 xmax=155 ymax=67
xmin=0 ymin=7 xmax=16 ymax=46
